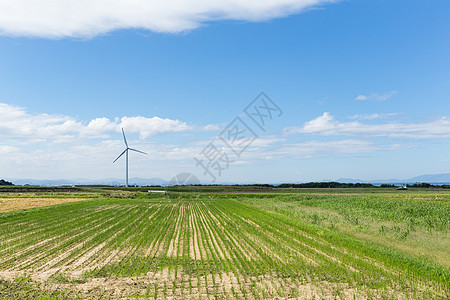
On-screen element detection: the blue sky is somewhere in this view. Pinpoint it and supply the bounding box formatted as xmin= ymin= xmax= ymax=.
xmin=1 ymin=0 xmax=450 ymax=183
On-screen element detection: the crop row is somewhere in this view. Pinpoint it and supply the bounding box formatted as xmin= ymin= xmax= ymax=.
xmin=0 ymin=197 xmax=448 ymax=298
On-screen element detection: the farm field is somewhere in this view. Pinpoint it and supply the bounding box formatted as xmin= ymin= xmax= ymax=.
xmin=0 ymin=198 xmax=91 ymax=213
xmin=0 ymin=189 xmax=449 ymax=299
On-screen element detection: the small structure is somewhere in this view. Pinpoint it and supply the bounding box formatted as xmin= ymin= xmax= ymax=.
xmin=148 ymin=190 xmax=167 ymax=194
xmin=395 ymin=185 xmax=408 ymax=190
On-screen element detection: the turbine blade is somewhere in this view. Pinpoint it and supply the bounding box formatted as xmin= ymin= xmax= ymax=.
xmin=129 ymin=148 xmax=147 ymax=155
xmin=122 ymin=128 xmax=128 ymax=148
xmin=113 ymin=149 xmax=127 ymax=163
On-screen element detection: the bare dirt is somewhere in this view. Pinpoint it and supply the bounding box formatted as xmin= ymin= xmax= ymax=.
xmin=0 ymin=268 xmax=367 ymax=299
xmin=0 ymin=197 xmax=88 ymax=212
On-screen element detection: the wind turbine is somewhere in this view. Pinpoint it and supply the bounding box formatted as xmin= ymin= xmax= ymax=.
xmin=113 ymin=128 xmax=147 ymax=187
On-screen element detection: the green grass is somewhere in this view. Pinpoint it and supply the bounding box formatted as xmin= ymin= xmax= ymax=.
xmin=0 ymin=192 xmax=449 ymax=298
xmin=240 ymin=193 xmax=450 ymax=267
xmin=0 ymin=276 xmax=68 ymax=299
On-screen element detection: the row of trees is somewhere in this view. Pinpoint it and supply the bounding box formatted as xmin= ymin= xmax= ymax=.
xmin=277 ymin=182 xmax=375 ymax=188
xmin=243 ymin=182 xmax=449 ymax=189
xmin=0 ymin=179 xmax=14 ymax=186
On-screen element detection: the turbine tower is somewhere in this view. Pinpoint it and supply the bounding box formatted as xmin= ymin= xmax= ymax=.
xmin=113 ymin=128 xmax=147 ymax=187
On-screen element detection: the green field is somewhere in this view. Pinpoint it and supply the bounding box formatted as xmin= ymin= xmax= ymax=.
xmin=0 ymin=188 xmax=449 ymax=299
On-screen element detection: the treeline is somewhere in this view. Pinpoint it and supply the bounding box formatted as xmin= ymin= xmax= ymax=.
xmin=0 ymin=179 xmax=14 ymax=186
xmin=240 ymin=182 xmax=450 ymax=189
xmin=276 ymin=182 xmax=374 ymax=188
xmin=407 ymin=183 xmax=450 ymax=188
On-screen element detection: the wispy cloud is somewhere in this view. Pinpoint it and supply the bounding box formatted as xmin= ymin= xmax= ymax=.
xmin=284 ymin=112 xmax=450 ymax=138
xmin=0 ymin=102 xmax=216 ymax=142
xmin=354 ymin=91 xmax=397 ymax=101
xmin=0 ymin=0 xmax=337 ymax=38
xmin=349 ymin=112 xmax=403 ymax=120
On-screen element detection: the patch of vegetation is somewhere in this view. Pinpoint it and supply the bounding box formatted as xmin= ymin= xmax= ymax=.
xmin=49 ymin=272 xmax=87 ymax=284
xmin=278 ymin=182 xmax=375 ymax=188
xmin=0 ymin=192 xmax=448 ymax=298
xmin=241 ymin=193 xmax=450 ymax=267
xmin=0 ymin=179 xmax=13 ymax=186
xmin=0 ymin=276 xmax=67 ymax=299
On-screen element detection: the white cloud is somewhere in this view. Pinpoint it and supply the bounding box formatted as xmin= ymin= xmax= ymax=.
xmin=0 ymin=0 xmax=337 ymax=38
xmin=354 ymin=95 xmax=368 ymax=101
xmin=354 ymin=91 xmax=397 ymax=101
xmin=284 ymin=112 xmax=450 ymax=138
xmin=203 ymin=124 xmax=221 ymax=131
xmin=120 ymin=116 xmax=193 ymax=138
xmin=296 ymin=111 xmax=335 ymax=133
xmin=0 ymin=104 xmax=427 ymax=182
xmin=0 ymin=102 xmax=215 ymax=142
xmin=0 ymin=140 xmax=203 ymax=180
xmin=0 ymin=145 xmax=19 ymax=154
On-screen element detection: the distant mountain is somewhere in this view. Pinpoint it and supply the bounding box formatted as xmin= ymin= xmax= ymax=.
xmin=335 ymin=178 xmax=370 ymax=184
xmin=127 ymin=177 xmax=168 ymax=186
xmin=408 ymin=173 xmax=450 ymax=183
xmin=334 ymin=173 xmax=450 ymax=185
xmin=7 ymin=178 xmax=76 ymax=187
xmin=5 ymin=177 xmax=168 ymax=187
xmin=5 ymin=172 xmax=450 ymax=187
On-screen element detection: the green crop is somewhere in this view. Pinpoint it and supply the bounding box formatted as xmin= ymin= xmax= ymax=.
xmin=0 ymin=194 xmax=448 ymax=299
